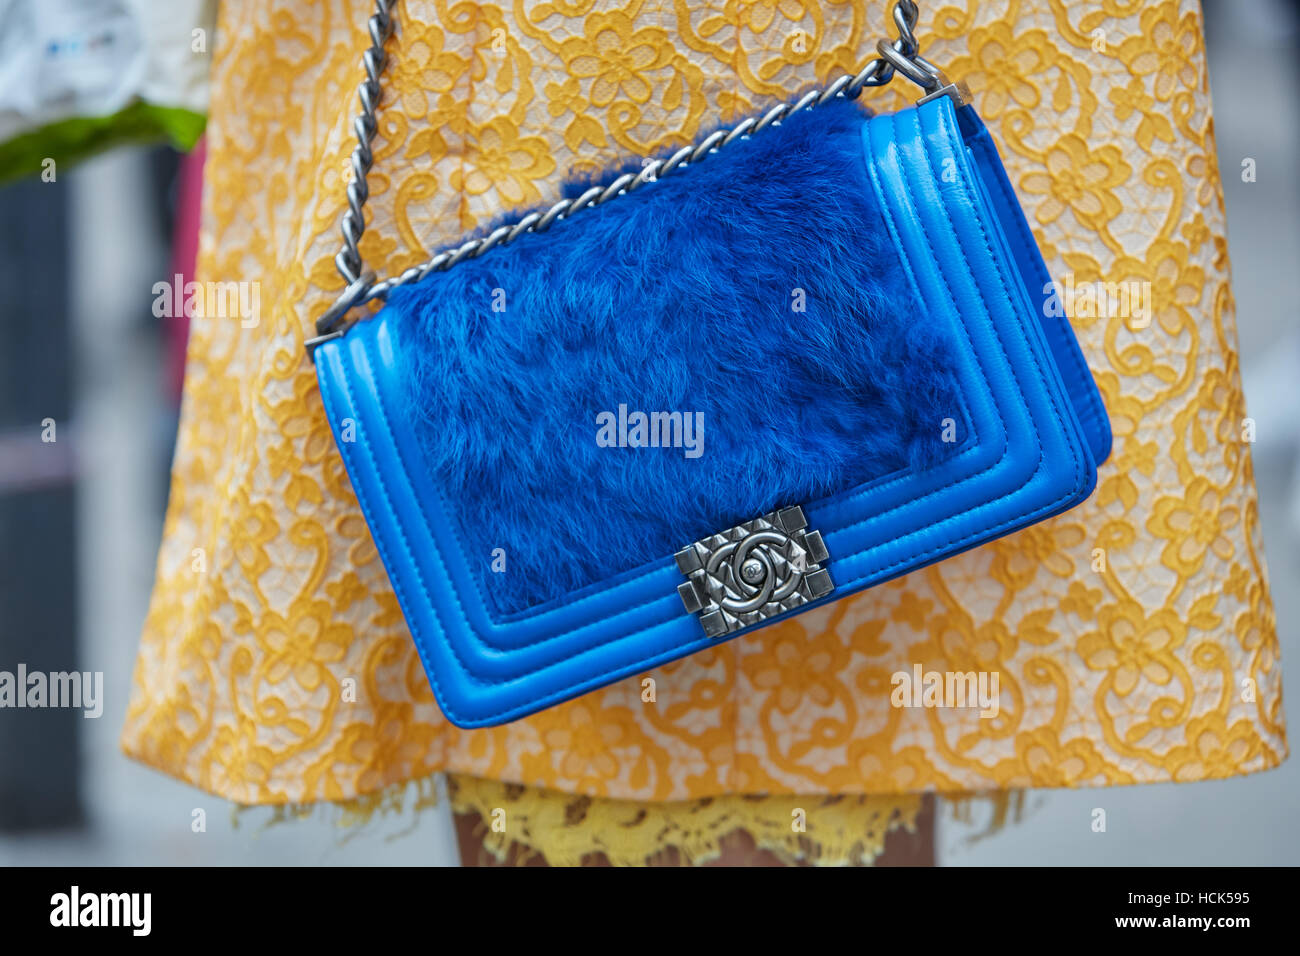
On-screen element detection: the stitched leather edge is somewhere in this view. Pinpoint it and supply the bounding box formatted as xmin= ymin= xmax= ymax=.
xmin=966 ymin=126 xmax=1110 ymax=458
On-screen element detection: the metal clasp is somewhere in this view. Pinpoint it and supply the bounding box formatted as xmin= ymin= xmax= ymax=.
xmin=675 ymin=506 xmax=834 ymax=638
xmin=916 ymin=74 xmax=973 ymax=108
xmin=875 ymin=38 xmax=972 ymax=108
xmin=304 ymin=270 xmax=376 ymax=358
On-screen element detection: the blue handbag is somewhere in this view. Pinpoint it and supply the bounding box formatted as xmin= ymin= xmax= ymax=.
xmin=308 ymin=0 xmax=1111 ymax=729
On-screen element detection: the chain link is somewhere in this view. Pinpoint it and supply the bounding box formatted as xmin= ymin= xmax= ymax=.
xmin=333 ymin=0 xmax=397 ymax=286
xmin=310 ymin=0 xmax=956 ymax=349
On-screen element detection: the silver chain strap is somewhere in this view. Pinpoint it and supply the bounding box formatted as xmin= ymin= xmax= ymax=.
xmin=308 ymin=0 xmax=967 ymax=352
xmin=333 ymin=0 xmax=397 ymax=287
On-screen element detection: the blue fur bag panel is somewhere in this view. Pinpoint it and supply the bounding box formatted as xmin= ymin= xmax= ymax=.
xmin=387 ymin=96 xmax=964 ymax=617
xmin=313 ymin=93 xmax=1111 ymax=727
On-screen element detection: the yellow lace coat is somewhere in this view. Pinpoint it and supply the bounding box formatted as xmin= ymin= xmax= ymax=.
xmin=124 ymin=0 xmax=1286 ymax=834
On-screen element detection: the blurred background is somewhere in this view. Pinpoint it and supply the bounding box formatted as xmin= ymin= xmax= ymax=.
xmin=0 ymin=0 xmax=1296 ymax=865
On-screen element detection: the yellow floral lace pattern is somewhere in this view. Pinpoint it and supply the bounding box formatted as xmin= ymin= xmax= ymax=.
xmin=123 ymin=0 xmax=1286 ymax=804
xmin=446 ymin=775 xmax=924 ymax=866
